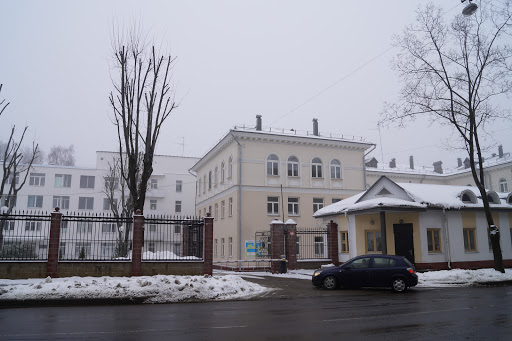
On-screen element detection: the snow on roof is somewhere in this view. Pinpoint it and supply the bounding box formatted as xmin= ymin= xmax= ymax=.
xmin=314 ymin=178 xmax=512 ymax=217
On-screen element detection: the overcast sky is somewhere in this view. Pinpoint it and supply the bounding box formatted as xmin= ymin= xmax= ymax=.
xmin=1 ymin=0 xmax=510 ymax=169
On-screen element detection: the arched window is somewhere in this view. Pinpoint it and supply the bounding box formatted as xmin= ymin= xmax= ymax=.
xmin=228 ymin=156 xmax=233 ymax=178
xmin=208 ymin=171 xmax=212 ymax=190
xmin=461 ymin=190 xmax=477 ymax=204
xmin=287 ymin=156 xmax=299 ymax=177
xmin=267 ymin=154 xmax=279 ymax=176
xmin=507 ymin=194 xmax=512 ymax=205
xmin=214 ymin=167 xmax=218 ymax=187
xmin=487 ymin=191 xmax=500 ymax=204
xmin=499 ymin=178 xmax=508 ymax=192
xmin=311 ymin=157 xmax=323 ymax=178
xmin=221 ymin=161 xmax=225 ymax=183
xmin=330 ymin=159 xmax=341 ymax=179
xmin=203 ymin=174 xmax=207 ymax=193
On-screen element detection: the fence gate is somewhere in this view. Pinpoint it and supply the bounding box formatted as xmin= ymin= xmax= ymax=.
xmin=255 ymin=230 xmax=271 ymax=258
xmin=296 ymin=227 xmax=329 ymax=260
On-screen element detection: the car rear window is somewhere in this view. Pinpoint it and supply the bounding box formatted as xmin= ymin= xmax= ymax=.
xmin=372 ymin=257 xmax=397 ymax=268
xmin=403 ymin=258 xmax=414 ymax=267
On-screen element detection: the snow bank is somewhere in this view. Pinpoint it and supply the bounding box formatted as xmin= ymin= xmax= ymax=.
xmin=0 ymin=275 xmax=269 ymax=303
xmin=417 ymin=268 xmax=512 ymax=287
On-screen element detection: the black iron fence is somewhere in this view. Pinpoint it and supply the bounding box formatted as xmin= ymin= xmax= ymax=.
xmin=296 ymin=227 xmax=329 ymax=260
xmin=144 ymin=215 xmax=204 ymax=261
xmin=0 ymin=210 xmax=51 ymax=260
xmin=60 ymin=212 xmax=133 ymax=261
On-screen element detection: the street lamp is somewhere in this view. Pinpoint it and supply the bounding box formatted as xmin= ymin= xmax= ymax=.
xmin=461 ymin=0 xmax=478 ymax=16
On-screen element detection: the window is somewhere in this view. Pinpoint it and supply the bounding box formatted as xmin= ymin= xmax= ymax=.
xmin=176 ymin=180 xmax=182 ymax=192
xmin=215 ymin=203 xmax=219 ymax=220
xmin=288 ymin=197 xmax=299 ymax=215
xmin=499 ymin=178 xmax=508 ymax=192
xmin=102 ymin=223 xmax=116 ymax=233
xmin=29 ymin=173 xmax=45 ymax=186
xmin=25 ymin=221 xmax=42 ymax=231
xmin=332 ymin=198 xmax=341 ymax=204
xmin=59 ymin=242 xmax=66 ymax=259
xmin=221 ymin=200 xmax=225 ymax=219
xmin=150 ymin=178 xmax=158 ymax=189
xmin=311 ymin=158 xmax=323 ymax=178
xmin=461 ymin=190 xmax=477 ymax=204
xmin=78 ymin=197 xmax=94 ymax=210
xmin=7 ymin=174 xmax=19 ymax=185
xmin=266 ymin=154 xmax=279 ymax=176
xmin=229 ymin=237 xmax=233 ymax=257
xmin=214 ymin=167 xmax=219 ymax=187
xmin=101 ymin=243 xmax=114 ymax=258
xmin=175 ymin=200 xmax=182 ymax=213
xmin=296 ymin=236 xmax=300 ymax=256
xmin=221 ymin=162 xmax=225 ymax=183
xmin=287 ymin=156 xmax=299 ymax=177
xmin=103 ymin=198 xmax=117 ymax=210
xmin=1 ymin=195 xmax=16 ymax=208
xmin=330 ymin=160 xmax=341 ymax=179
xmin=313 ymin=198 xmax=324 ymax=213
xmin=228 ymin=156 xmax=233 ymax=178
xmin=208 ymin=205 xmax=212 ymax=214
xmin=104 ymin=177 xmax=119 ymax=190
xmin=463 ymin=228 xmax=477 ymax=252
xmin=52 ymin=196 xmax=70 ymax=210
xmin=348 ymin=257 xmax=371 ymax=269
xmin=174 ymin=224 xmax=181 ymax=234
xmin=314 ymin=237 xmax=324 ymax=257
xmin=75 ymin=242 xmax=91 ymax=258
xmin=3 ymin=220 xmax=15 ymax=231
xmin=77 ymin=222 xmax=93 ymax=233
xmin=79 ymin=175 xmax=95 ymax=189
xmin=61 ymin=221 xmax=68 ymax=232
xmin=148 ymin=242 xmax=155 ymax=253
xmin=221 ymin=238 xmax=225 ymax=257
xmin=340 ymin=231 xmax=349 ymax=253
xmin=366 ymin=230 xmax=382 ymax=252
xmin=427 ymin=229 xmax=442 ymax=253
xmin=149 ymin=224 xmax=157 ymax=232
xmin=208 ymin=171 xmax=212 ymax=190
xmin=372 ymin=257 xmax=397 ymax=268
xmin=203 ymin=175 xmax=206 ymax=193
xmin=267 ymin=196 xmax=279 ymax=215
xmin=150 ymin=200 xmax=157 ymax=210
xmin=229 ymin=197 xmax=233 ymax=217
xmin=54 ymin=174 xmax=71 ymax=188
xmin=214 ymin=239 xmax=218 ymax=257
xmin=27 ymin=195 xmax=43 ymax=208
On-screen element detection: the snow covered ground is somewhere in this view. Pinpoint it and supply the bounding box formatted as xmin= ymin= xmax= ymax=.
xmin=1 ymin=268 xmax=511 ymax=304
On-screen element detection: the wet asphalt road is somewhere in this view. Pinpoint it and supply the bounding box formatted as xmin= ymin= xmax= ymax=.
xmin=1 ymin=277 xmax=512 ymax=340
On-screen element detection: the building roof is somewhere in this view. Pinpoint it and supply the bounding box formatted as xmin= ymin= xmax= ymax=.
xmin=314 ymin=176 xmax=512 ymax=217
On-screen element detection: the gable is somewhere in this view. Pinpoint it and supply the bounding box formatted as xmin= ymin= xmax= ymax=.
xmin=356 ymin=176 xmax=414 ymax=203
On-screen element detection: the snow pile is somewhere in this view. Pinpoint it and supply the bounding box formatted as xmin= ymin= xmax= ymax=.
xmin=417 ymin=268 xmax=512 ymax=287
xmin=0 ymin=275 xmax=269 ymax=303
xmin=142 ymin=251 xmax=200 ymax=260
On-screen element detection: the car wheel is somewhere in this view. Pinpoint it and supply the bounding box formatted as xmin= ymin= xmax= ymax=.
xmin=323 ymin=276 xmax=338 ymax=290
xmin=392 ymin=278 xmax=407 ymax=292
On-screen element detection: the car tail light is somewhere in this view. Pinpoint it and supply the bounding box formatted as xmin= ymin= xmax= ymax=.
xmin=407 ymin=268 xmax=415 ymax=274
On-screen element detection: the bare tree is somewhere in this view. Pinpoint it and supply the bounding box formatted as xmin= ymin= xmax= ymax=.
xmin=47 ymin=145 xmax=75 ymax=166
xmin=109 ymin=25 xmax=178 ymax=214
xmin=0 ymin=84 xmax=40 ymax=246
xmin=102 ymin=155 xmax=140 ymax=257
xmin=382 ymin=3 xmax=512 ymax=272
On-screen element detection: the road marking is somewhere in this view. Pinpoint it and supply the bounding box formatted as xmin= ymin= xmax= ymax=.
xmin=212 ymin=325 xmax=248 ymax=329
xmin=321 ymin=307 xmax=472 ymax=323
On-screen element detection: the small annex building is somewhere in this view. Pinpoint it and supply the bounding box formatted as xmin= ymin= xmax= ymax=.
xmin=313 ymin=176 xmax=512 ymax=270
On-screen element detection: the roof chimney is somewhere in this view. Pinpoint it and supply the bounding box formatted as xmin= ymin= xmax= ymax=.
xmin=433 ymin=161 xmax=443 ymax=174
xmin=256 ymin=115 xmax=262 ymax=131
xmin=457 ymin=158 xmax=462 ymax=167
xmin=389 ymin=158 xmax=396 ymax=168
xmin=409 ymin=156 xmax=414 ymax=170
xmin=499 ymin=145 xmax=504 ymax=158
xmin=312 ymin=118 xmax=319 ymax=136
xmin=463 ymin=158 xmax=471 ymax=169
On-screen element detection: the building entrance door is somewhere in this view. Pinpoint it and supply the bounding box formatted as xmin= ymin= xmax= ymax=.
xmin=393 ymin=223 xmax=415 ymax=264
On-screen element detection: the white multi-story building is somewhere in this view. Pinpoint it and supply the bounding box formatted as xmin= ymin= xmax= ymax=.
xmin=2 ymin=151 xmax=199 ymax=216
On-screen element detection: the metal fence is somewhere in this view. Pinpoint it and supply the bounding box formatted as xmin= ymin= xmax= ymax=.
xmin=60 ymin=212 xmax=133 ymax=261
xmin=296 ymin=227 xmax=329 ymax=260
xmin=143 ymin=215 xmax=204 ymax=261
xmin=0 ymin=210 xmax=51 ymax=260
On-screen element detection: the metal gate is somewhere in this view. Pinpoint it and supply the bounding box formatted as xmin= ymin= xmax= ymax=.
xmin=255 ymin=230 xmax=271 ymax=258
xmin=296 ymin=227 xmax=329 ymax=260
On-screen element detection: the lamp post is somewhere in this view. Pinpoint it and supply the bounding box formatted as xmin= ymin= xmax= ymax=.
xmin=461 ymin=0 xmax=478 ymax=16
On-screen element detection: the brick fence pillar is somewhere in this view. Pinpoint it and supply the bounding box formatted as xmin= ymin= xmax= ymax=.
xmin=46 ymin=208 xmax=62 ymax=278
xmin=285 ymin=220 xmax=297 ymax=270
xmin=203 ymin=213 xmax=214 ymax=276
xmin=270 ymin=219 xmax=285 ymax=273
xmin=327 ymin=220 xmax=340 ymax=266
xmin=131 ymin=210 xmax=144 ymax=276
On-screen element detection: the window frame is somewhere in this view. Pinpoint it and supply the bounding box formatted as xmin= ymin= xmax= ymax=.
xmin=176 ymin=180 xmax=182 ymax=193
xmin=365 ymin=230 xmax=382 ymax=253
xmin=29 ymin=173 xmax=46 ymax=187
xmin=463 ymin=228 xmax=477 ymax=252
xmin=266 ymin=154 xmax=279 ymax=176
xmin=27 ymin=195 xmax=43 ymax=208
xmin=340 ymin=231 xmax=349 ymax=253
xmin=54 ymin=174 xmax=71 ymax=188
xmin=499 ymin=178 xmax=508 ymax=192
xmin=313 ymin=198 xmax=324 ymax=213
xmin=330 ymin=159 xmax=341 ymax=179
xmin=311 ymin=158 xmax=323 ymax=178
xmin=267 ymin=196 xmax=279 ymax=215
xmin=427 ymin=228 xmax=442 ymax=253
xmin=52 ymin=195 xmax=70 ymax=210
xmin=79 ymin=175 xmax=95 ymax=189
xmin=288 ymin=197 xmax=299 ymax=216
xmin=78 ymin=197 xmax=94 ymax=210
xmin=287 ymin=156 xmax=299 ymax=177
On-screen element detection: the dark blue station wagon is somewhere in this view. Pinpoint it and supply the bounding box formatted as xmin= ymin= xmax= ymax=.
xmin=312 ymin=255 xmax=418 ymax=292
